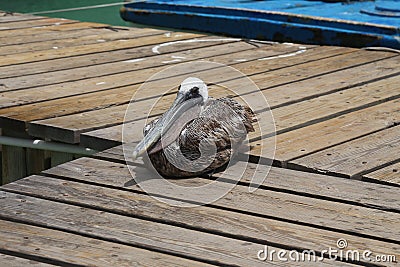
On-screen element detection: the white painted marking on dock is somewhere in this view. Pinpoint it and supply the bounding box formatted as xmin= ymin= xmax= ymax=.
xmin=248 ymin=39 xmax=278 ymax=45
xmin=96 ymin=82 xmax=106 ymax=85
xmin=171 ymin=56 xmax=186 ymax=59
xmin=123 ymin=58 xmax=145 ymax=63
xmin=52 ymin=46 xmax=59 ymax=49
xmin=97 ymin=39 xmax=106 ymax=42
xmin=152 ymin=38 xmax=241 ymax=54
xmin=164 ymin=32 xmax=171 ymax=37
xmin=235 ymin=59 xmax=247 ymax=62
xmin=162 ymin=59 xmax=182 ymax=64
xmin=258 ymin=48 xmax=307 ymax=61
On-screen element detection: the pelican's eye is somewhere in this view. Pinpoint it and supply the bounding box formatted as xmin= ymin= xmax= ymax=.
xmin=191 ymin=86 xmax=199 ymax=94
xmin=185 ymin=86 xmax=200 ymax=100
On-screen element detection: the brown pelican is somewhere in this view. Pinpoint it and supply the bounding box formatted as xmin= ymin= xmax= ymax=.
xmin=132 ymin=77 xmax=256 ymax=178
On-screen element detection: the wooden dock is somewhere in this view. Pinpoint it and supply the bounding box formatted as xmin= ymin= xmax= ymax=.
xmin=0 ymin=11 xmax=399 ymax=266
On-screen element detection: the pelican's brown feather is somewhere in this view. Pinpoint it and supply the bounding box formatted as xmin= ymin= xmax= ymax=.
xmin=143 ymin=97 xmax=256 ymax=178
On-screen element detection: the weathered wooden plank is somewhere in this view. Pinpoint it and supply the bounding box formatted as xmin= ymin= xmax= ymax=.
xmin=251 ymin=74 xmax=400 ymax=139
xmin=253 ymin=98 xmax=400 ymax=164
xmin=0 ymin=39 xmax=252 ymax=94
xmin=0 ymin=44 xmax=254 ymax=133
xmin=263 ymin=55 xmax=400 ymax=109
xmin=50 ymin=151 xmax=74 ymax=167
xmin=0 ymin=21 xmax=109 ymax=39
xmin=4 ymin=171 xmax=399 ymax=243
xmin=0 ymin=191 xmax=351 ymax=266
xmin=2 ymin=174 xmax=399 ymax=265
xmin=0 ymin=27 xmax=157 ymax=47
xmin=79 ymin=56 xmax=400 ymax=149
xmin=364 ymin=162 xmax=400 ymax=184
xmin=26 ymin=148 xmax=50 ymax=176
xmin=1 ymin=145 xmax=26 ymax=185
xmin=0 ymin=44 xmax=361 ymax=92
xmin=45 ymin=156 xmax=400 ymax=212
xmin=0 ymin=27 xmax=108 ymax=47
xmin=0 ymin=252 xmax=56 ymax=267
xmin=0 ymin=219 xmax=209 ymax=267
xmin=26 ymin=83 xmax=234 ymax=143
xmin=0 ymin=32 xmax=205 ymax=67
xmin=0 ymin=14 xmax=45 ymax=23
xmin=289 ymin=126 xmax=400 ymax=182
xmin=0 ymin=39 xmax=240 ymax=82
xmin=17 ymin=49 xmax=392 ymax=142
xmin=0 ymin=27 xmax=165 ymax=56
xmin=0 ymin=33 xmax=222 ymax=80
xmin=0 ymin=17 xmax=76 ymax=32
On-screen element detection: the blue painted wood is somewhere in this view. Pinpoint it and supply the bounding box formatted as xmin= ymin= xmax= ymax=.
xmin=121 ymin=1 xmax=400 ymax=49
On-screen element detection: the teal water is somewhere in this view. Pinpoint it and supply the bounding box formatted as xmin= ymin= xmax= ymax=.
xmin=0 ymin=0 xmax=129 ymax=26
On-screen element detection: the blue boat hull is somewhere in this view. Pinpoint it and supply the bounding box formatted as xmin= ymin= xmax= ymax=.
xmin=120 ymin=2 xmax=400 ymax=49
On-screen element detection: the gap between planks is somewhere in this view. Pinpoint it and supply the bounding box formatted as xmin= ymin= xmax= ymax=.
xmin=0 ymin=17 xmax=78 ymax=33
xmin=0 ymin=191 xmax=371 ymax=267
xmin=2 ymin=47 xmax=388 ymax=140
xmin=288 ymin=126 xmax=400 ymax=184
xmin=0 ymin=26 xmax=166 ymax=56
xmin=3 ymin=165 xmax=399 ymax=244
xmin=0 ymin=218 xmax=212 ymax=267
xmin=1 ymin=172 xmax=398 ymax=266
xmin=76 ymin=53 xmax=400 ymax=150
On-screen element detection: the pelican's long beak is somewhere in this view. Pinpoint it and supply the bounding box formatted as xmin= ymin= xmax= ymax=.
xmin=132 ymin=94 xmax=203 ymax=160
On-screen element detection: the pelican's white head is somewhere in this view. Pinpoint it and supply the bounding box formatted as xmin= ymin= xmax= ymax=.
xmin=178 ymin=77 xmax=208 ymax=105
xmin=132 ymin=77 xmax=208 ymax=160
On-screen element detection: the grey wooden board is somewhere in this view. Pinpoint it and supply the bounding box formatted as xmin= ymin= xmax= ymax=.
xmin=23 ymin=49 xmax=396 ymax=142
xmin=364 ymin=162 xmax=400 ymax=184
xmin=0 ymin=21 xmax=108 ymax=39
xmin=0 ymin=32 xmax=228 ymax=79
xmin=1 ymin=178 xmax=397 ymax=265
xmin=1 ymin=44 xmax=323 ymax=135
xmin=12 ymin=47 xmax=386 ymax=96
xmin=268 ymin=74 xmax=400 ymax=136
xmin=0 ymin=18 xmax=76 ymax=32
xmin=0 ymin=32 xmax=206 ymax=68
xmin=46 ymin=156 xmax=400 ymax=212
xmin=290 ymin=126 xmax=400 ymax=181
xmin=0 ymin=44 xmax=259 ymax=134
xmin=1 ymin=145 xmax=26 ymax=185
xmin=262 ymin=54 xmax=400 ymax=109
xmin=0 ymin=218 xmax=210 ymax=267
xmin=5 ymin=167 xmax=400 ymax=243
xmin=0 ymin=22 xmax=118 ymax=47
xmin=0 ymin=252 xmax=56 ymax=267
xmin=0 ymin=26 xmax=158 ymax=47
xmin=79 ymin=53 xmax=400 ymax=149
xmin=0 ymin=40 xmax=254 ymax=104
xmin=255 ymin=98 xmax=400 ymax=164
xmin=0 ymin=191 xmax=352 ymax=266
xmin=0 ymin=14 xmax=45 ymax=23
xmin=0 ymin=39 xmax=302 ymax=91
xmin=0 ymin=27 xmax=165 ymax=56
